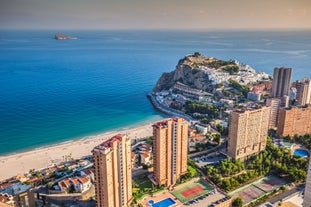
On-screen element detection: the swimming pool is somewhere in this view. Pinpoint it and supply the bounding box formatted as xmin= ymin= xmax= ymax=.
xmin=293 ymin=149 xmax=308 ymax=157
xmin=148 ymin=198 xmax=176 ymax=207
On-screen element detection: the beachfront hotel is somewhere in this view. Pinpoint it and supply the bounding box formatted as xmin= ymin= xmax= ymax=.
xmin=277 ymin=105 xmax=311 ymax=137
xmin=304 ymin=156 xmax=311 ymax=207
xmin=92 ymin=134 xmax=132 ymax=207
xmin=227 ymin=106 xmax=270 ymax=160
xmin=271 ymin=67 xmax=292 ymax=98
xmin=152 ymin=118 xmax=188 ymax=188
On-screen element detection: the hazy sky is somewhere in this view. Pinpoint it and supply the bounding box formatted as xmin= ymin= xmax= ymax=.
xmin=1 ymin=0 xmax=311 ymax=29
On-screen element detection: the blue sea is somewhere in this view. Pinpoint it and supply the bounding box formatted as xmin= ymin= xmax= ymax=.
xmin=0 ymin=29 xmax=311 ymax=155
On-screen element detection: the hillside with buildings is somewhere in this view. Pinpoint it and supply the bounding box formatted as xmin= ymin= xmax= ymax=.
xmin=149 ymin=53 xmax=272 ymax=124
xmin=153 ymin=53 xmax=270 ymax=93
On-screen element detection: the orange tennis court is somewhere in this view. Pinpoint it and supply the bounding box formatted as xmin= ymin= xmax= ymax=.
xmin=180 ymin=185 xmax=205 ymax=198
xmin=172 ymin=180 xmax=213 ymax=202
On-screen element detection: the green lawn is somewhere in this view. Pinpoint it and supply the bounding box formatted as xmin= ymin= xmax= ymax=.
xmin=132 ymin=176 xmax=164 ymax=200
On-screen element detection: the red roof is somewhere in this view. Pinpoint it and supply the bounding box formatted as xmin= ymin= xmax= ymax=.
xmin=78 ymin=176 xmax=89 ymax=184
xmin=62 ymin=179 xmax=71 ymax=187
xmin=28 ymin=177 xmax=38 ymax=183
xmin=59 ymin=181 xmax=67 ymax=190
xmin=188 ymin=128 xmax=195 ymax=132
xmin=141 ymin=153 xmax=150 ymax=158
xmin=70 ymin=178 xmax=80 ymax=185
xmin=0 ymin=183 xmax=12 ymax=189
xmin=81 ymin=169 xmax=92 ymax=176
xmin=0 ymin=194 xmax=10 ymax=203
xmin=153 ymin=118 xmax=184 ymax=127
xmin=94 ymin=134 xmax=124 ymax=150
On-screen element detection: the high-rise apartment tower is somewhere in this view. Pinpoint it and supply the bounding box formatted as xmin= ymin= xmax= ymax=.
xmin=92 ymin=134 xmax=132 ymax=207
xmin=153 ymin=118 xmax=188 ymax=188
xmin=277 ymin=105 xmax=311 ymax=137
xmin=295 ymin=79 xmax=311 ymax=106
xmin=272 ymin=67 xmax=292 ymax=98
xmin=227 ymin=106 xmax=270 ymax=160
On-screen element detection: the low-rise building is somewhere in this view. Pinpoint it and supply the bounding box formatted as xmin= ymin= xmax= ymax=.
xmin=0 ymin=183 xmax=35 ymax=207
xmin=80 ymin=168 xmax=94 ymax=182
xmin=131 ymin=152 xmax=138 ymax=168
xmin=247 ymin=91 xmax=261 ymax=101
xmin=58 ymin=179 xmax=71 ymax=192
xmin=57 ymin=176 xmax=91 ymax=193
xmin=74 ymin=177 xmax=92 ymax=193
xmin=15 ymin=174 xmax=28 ymax=183
xmin=141 ymin=152 xmax=151 ymax=165
xmin=195 ymin=123 xmax=211 ymax=135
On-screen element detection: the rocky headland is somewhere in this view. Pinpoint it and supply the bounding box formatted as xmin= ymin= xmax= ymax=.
xmin=149 ymin=52 xmax=272 ymax=121
xmin=153 ymin=52 xmax=270 ymax=93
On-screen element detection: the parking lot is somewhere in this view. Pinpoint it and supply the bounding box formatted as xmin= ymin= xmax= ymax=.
xmin=183 ymin=189 xmax=231 ymax=207
xmin=194 ymin=152 xmax=227 ymax=168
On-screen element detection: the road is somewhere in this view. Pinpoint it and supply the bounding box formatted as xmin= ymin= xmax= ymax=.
xmin=132 ymin=168 xmax=148 ymax=178
xmin=268 ymin=184 xmax=305 ymax=205
xmin=147 ymin=93 xmax=194 ymax=121
xmin=189 ymin=143 xmax=226 ymax=159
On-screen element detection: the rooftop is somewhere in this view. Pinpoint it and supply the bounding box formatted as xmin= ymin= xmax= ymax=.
xmin=70 ymin=178 xmax=80 ymax=185
xmin=78 ymin=176 xmax=89 ymax=184
xmin=153 ymin=118 xmax=185 ymax=128
xmin=0 ymin=183 xmax=32 ymax=196
xmin=233 ymin=104 xmax=268 ymax=113
xmin=93 ymin=134 xmax=125 ymax=151
xmin=141 ymin=153 xmax=150 ymax=158
xmin=0 ymin=194 xmax=10 ymax=203
xmin=282 ymin=104 xmax=311 ymax=110
xmin=81 ymin=168 xmax=93 ymax=176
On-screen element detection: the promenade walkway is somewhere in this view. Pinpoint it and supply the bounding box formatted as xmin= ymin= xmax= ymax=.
xmin=147 ymin=93 xmax=194 ymax=122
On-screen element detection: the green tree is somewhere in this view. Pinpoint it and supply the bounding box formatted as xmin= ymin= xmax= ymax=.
xmin=146 ymin=136 xmax=153 ymax=145
xmin=216 ymin=124 xmax=225 ymax=135
xmin=187 ymin=165 xmax=197 ymax=177
xmin=222 ymin=178 xmax=231 ymax=191
xmin=232 ymin=197 xmax=243 ymax=207
xmin=193 ymin=52 xmax=201 ymax=57
xmin=67 ymin=185 xmax=75 ymax=193
xmin=213 ymin=133 xmax=221 ymax=144
xmin=47 ymin=182 xmax=54 ymax=190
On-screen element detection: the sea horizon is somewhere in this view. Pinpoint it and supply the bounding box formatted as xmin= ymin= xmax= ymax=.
xmin=1 ymin=29 xmax=311 ymax=155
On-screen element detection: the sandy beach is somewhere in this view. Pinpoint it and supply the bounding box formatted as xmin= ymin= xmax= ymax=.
xmin=0 ymin=124 xmax=153 ymax=181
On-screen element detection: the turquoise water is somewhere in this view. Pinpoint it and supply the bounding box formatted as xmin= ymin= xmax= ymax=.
xmin=293 ymin=149 xmax=308 ymax=157
xmin=149 ymin=198 xmax=176 ymax=207
xmin=1 ymin=30 xmax=311 ymax=155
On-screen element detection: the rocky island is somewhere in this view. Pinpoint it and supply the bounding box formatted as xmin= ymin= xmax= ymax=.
xmin=54 ymin=33 xmax=77 ymax=40
xmin=149 ymin=52 xmax=272 ymax=122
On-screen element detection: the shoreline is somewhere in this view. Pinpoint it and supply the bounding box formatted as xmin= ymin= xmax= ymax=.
xmin=0 ymin=122 xmax=159 ymax=181
xmin=0 ymin=115 xmax=166 ymax=157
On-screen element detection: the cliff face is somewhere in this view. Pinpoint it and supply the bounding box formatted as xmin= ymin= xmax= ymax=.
xmin=153 ymin=56 xmax=210 ymax=92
